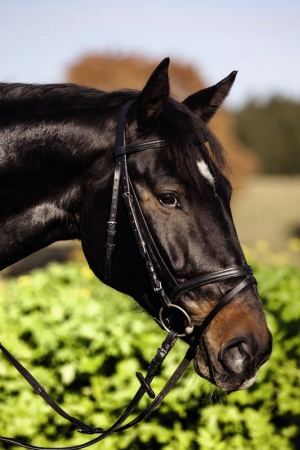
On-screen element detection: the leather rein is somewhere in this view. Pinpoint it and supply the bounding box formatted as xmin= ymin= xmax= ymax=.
xmin=0 ymin=100 xmax=256 ymax=449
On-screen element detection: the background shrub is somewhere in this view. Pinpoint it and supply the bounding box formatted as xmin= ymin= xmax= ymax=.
xmin=0 ymin=261 xmax=299 ymax=449
xmin=234 ymin=97 xmax=300 ymax=174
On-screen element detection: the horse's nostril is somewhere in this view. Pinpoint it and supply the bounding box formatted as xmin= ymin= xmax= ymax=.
xmin=219 ymin=337 xmax=255 ymax=374
xmin=223 ymin=345 xmax=246 ymax=373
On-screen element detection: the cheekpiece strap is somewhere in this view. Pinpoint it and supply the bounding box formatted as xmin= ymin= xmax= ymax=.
xmin=105 ymin=100 xmax=134 ymax=282
xmin=104 ymin=99 xmax=166 ymax=300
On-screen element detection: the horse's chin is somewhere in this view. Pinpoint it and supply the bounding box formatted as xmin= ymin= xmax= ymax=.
xmin=193 ymin=343 xmax=257 ymax=392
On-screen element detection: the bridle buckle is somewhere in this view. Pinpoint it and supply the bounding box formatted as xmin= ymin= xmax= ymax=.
xmin=153 ymin=280 xmax=162 ymax=292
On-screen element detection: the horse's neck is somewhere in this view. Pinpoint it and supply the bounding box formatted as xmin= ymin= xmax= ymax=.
xmin=0 ymin=193 xmax=79 ymax=270
xmin=0 ymin=117 xmax=111 ymax=270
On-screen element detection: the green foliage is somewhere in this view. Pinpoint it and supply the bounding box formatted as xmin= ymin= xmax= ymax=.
xmin=0 ymin=261 xmax=299 ymax=449
xmin=234 ymin=97 xmax=300 ymax=174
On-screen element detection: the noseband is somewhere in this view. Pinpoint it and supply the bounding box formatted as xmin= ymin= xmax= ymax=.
xmin=0 ymin=100 xmax=256 ymax=450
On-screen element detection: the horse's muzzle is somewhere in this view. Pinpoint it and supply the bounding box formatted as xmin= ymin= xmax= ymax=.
xmin=194 ymin=329 xmax=272 ymax=392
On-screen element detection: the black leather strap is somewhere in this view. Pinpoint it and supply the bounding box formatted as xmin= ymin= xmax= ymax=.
xmin=190 ymin=275 xmax=256 ymax=330
xmin=0 ymin=331 xmax=180 ymax=450
xmin=105 ymin=100 xmax=135 ymax=282
xmin=106 ymin=100 xmax=170 ymax=308
xmin=114 ymin=139 xmax=163 ymax=158
xmin=129 ymin=178 xmax=178 ymax=289
xmin=171 ymin=265 xmax=254 ymax=303
xmin=0 ymin=342 xmax=103 ymax=435
xmin=105 ymin=100 xmax=166 ymax=286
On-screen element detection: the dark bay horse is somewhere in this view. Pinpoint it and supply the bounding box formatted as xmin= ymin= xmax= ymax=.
xmin=0 ymin=58 xmax=271 ymax=395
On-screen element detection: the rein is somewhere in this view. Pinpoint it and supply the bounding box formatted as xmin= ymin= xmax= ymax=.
xmin=0 ymin=100 xmax=256 ymax=449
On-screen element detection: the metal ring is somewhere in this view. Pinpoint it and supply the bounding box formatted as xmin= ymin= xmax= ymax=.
xmin=159 ymin=305 xmax=194 ymax=337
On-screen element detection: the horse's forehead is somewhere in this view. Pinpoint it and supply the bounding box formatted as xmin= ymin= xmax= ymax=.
xmin=197 ymin=160 xmax=214 ymax=186
xmin=135 ymin=151 xmax=215 ymax=186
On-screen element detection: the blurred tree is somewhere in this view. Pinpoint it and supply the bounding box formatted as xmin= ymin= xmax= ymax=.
xmin=234 ymin=97 xmax=300 ymax=174
xmin=66 ymin=54 xmax=259 ymax=183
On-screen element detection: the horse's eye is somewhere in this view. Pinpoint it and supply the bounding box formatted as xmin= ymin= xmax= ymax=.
xmin=157 ymin=193 xmax=179 ymax=208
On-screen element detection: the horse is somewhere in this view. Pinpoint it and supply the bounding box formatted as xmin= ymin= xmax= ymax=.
xmin=0 ymin=58 xmax=271 ymax=402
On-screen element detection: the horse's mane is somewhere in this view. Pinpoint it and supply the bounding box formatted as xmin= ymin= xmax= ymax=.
xmin=0 ymin=82 xmax=136 ymax=114
xmin=0 ymin=82 xmax=228 ymax=187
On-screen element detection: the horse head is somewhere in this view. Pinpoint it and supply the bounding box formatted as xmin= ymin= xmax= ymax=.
xmin=81 ymin=58 xmax=272 ymax=392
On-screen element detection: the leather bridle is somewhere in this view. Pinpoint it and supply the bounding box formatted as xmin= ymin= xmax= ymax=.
xmin=0 ymin=100 xmax=256 ymax=449
xmin=105 ymin=100 xmax=256 ymax=336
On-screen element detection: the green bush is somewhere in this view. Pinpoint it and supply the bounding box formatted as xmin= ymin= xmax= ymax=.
xmin=0 ymin=261 xmax=299 ymax=449
xmin=234 ymin=97 xmax=300 ymax=174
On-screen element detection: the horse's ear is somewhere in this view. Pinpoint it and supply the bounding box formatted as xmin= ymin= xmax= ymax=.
xmin=182 ymin=71 xmax=237 ymax=123
xmin=136 ymin=58 xmax=170 ymax=129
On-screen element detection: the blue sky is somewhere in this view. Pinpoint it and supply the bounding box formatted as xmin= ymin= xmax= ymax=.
xmin=0 ymin=0 xmax=299 ymax=108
